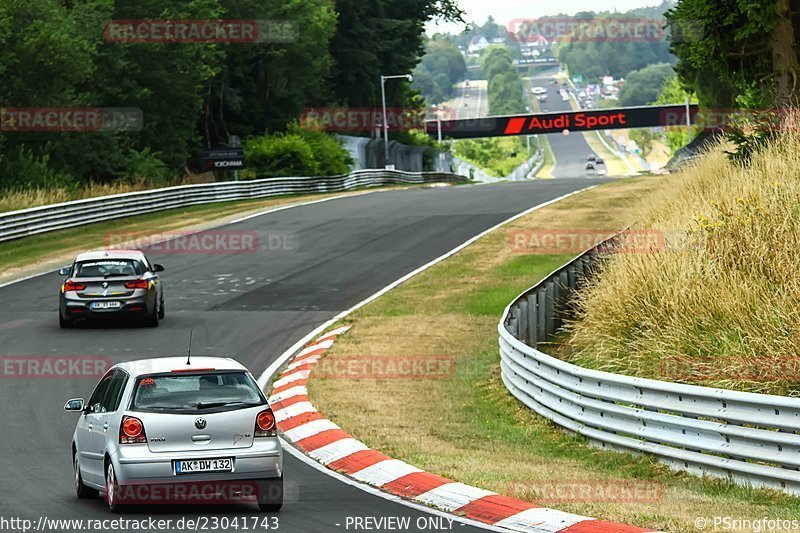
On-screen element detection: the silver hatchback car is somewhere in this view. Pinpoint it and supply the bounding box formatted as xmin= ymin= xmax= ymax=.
xmin=64 ymin=357 xmax=283 ymax=512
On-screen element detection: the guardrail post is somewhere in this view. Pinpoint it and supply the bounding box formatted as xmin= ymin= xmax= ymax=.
xmin=566 ymin=265 xmax=576 ymax=291
xmin=552 ymin=280 xmax=562 ymax=330
xmin=537 ymin=288 xmax=546 ymax=346
xmin=557 ymin=270 xmax=570 ymax=324
xmin=518 ymin=300 xmax=529 ymax=343
xmin=527 ymin=294 xmax=537 ymax=346
xmin=545 ymin=280 xmax=555 ymax=337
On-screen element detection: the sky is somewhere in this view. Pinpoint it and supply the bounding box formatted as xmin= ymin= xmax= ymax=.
xmin=428 ymin=0 xmax=664 ymax=35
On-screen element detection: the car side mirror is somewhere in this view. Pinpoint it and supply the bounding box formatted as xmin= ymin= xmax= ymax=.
xmin=58 ymin=266 xmax=71 ymax=276
xmin=152 ymin=264 xmax=165 ymax=273
xmin=64 ymin=398 xmax=85 ymax=412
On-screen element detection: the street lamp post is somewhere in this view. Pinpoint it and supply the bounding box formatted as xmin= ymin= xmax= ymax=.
xmin=380 ymin=73 xmax=413 ymax=169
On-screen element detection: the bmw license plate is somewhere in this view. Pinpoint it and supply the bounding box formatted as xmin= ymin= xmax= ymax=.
xmin=91 ymin=301 xmax=122 ymax=310
xmin=175 ymin=458 xmax=233 ymax=475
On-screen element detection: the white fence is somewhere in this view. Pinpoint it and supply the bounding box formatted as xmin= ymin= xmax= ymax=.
xmin=0 ymin=169 xmax=468 ymax=243
xmin=499 ymin=237 xmax=800 ymax=495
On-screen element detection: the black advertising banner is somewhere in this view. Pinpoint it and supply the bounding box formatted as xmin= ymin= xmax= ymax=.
xmin=202 ymin=147 xmax=246 ymax=170
xmin=426 ymin=104 xmax=700 ymax=139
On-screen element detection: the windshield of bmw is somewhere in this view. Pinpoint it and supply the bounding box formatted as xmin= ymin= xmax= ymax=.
xmin=131 ymin=371 xmax=265 ymax=413
xmin=73 ymin=259 xmax=145 ymax=278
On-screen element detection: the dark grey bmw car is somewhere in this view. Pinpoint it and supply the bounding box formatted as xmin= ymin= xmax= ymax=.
xmin=58 ymin=250 xmax=165 ymax=328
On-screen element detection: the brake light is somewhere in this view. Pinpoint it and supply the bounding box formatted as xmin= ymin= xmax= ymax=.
xmin=255 ymin=409 xmax=276 ymax=437
xmin=124 ymin=279 xmax=149 ymax=290
xmin=171 ymin=368 xmax=215 ymax=373
xmin=62 ymin=280 xmax=86 ymax=292
xmin=119 ymin=416 xmax=147 ymax=444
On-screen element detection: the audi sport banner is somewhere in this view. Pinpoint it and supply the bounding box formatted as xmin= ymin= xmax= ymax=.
xmin=426 ymin=104 xmax=700 ymax=139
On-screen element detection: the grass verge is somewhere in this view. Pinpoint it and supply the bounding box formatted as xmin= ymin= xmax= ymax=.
xmin=308 ymin=176 xmax=800 ymax=532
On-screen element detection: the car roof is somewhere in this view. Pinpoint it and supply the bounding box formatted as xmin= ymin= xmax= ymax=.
xmin=112 ymin=357 xmax=249 ymax=377
xmin=75 ymin=250 xmax=146 ymax=262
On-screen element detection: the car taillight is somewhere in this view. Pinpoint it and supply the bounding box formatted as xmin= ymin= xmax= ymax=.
xmin=62 ymin=280 xmax=86 ymax=292
xmin=124 ymin=279 xmax=149 ymax=290
xmin=255 ymin=409 xmax=276 ymax=437
xmin=119 ymin=416 xmax=147 ymax=444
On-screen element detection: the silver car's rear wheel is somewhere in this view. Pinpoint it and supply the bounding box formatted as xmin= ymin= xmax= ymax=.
xmin=74 ymin=453 xmax=97 ymax=499
xmin=106 ymin=462 xmax=123 ymax=513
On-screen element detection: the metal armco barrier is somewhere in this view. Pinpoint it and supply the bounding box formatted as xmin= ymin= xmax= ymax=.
xmin=499 ymin=235 xmax=800 ymax=495
xmin=0 ymin=170 xmax=468 ymax=243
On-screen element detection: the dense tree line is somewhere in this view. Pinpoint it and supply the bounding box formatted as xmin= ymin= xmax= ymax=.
xmin=412 ymin=39 xmax=466 ymax=104
xmin=618 ymin=63 xmax=676 ymax=107
xmin=0 ymin=0 xmax=461 ymax=190
xmin=553 ymin=2 xmax=676 ymax=80
xmin=483 ymin=46 xmax=527 ymax=115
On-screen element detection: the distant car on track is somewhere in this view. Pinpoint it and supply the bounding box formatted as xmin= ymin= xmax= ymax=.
xmin=58 ymin=250 xmax=165 ymax=328
xmin=65 ymin=357 xmax=283 ymax=513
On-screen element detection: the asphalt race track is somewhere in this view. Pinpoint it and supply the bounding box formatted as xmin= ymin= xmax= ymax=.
xmin=0 ymin=180 xmax=607 ymax=532
xmin=529 ymin=73 xmax=599 ymax=178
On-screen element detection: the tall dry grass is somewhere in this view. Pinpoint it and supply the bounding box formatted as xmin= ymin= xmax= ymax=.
xmin=567 ymin=120 xmax=800 ymax=396
xmin=0 ymin=173 xmax=217 ymax=213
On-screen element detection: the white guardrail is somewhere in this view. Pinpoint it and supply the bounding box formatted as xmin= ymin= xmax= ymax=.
xmin=0 ymin=169 xmax=469 ymax=243
xmin=499 ymin=236 xmax=800 ymax=496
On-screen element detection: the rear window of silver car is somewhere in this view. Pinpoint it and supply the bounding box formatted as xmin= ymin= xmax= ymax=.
xmin=131 ymin=371 xmax=265 ymax=413
xmin=73 ymin=259 xmax=144 ymax=278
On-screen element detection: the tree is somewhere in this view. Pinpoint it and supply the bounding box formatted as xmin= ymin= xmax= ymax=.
xmin=413 ymin=39 xmax=466 ymax=104
xmin=618 ymin=63 xmax=676 ymax=107
xmin=327 ymin=0 xmax=463 ymax=109
xmin=666 ymin=0 xmax=800 ymax=109
xmin=204 ymin=0 xmax=337 ymax=142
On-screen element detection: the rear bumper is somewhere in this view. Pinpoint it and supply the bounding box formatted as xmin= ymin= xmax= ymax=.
xmin=112 ymin=438 xmax=282 ymax=484
xmin=60 ymin=293 xmax=154 ymax=320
